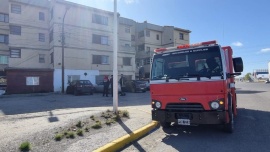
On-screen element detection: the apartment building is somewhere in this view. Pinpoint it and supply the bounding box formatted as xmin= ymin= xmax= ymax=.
xmin=0 ymin=0 xmax=9 ymax=80
xmin=0 ymin=0 xmax=190 ymax=94
xmin=135 ymin=21 xmax=191 ymax=78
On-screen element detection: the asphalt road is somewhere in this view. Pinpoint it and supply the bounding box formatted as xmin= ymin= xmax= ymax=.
xmin=121 ymin=82 xmax=270 ymax=152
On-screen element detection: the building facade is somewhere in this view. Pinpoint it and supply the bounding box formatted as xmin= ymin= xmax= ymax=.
xmin=134 ymin=21 xmax=191 ymax=79
xmin=0 ymin=0 xmax=191 ymax=93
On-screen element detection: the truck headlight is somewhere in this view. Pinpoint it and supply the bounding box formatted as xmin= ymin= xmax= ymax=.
xmin=208 ymin=98 xmax=225 ymax=110
xmin=210 ymin=102 xmax=219 ymax=109
xmin=155 ymin=101 xmax=161 ymax=109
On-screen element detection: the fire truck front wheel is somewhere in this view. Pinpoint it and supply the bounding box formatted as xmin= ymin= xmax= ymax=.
xmin=160 ymin=122 xmax=171 ymax=128
xmin=224 ymin=95 xmax=234 ymax=133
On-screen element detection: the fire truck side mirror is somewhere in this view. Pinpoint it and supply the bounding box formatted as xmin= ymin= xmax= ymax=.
xmin=233 ymin=57 xmax=243 ymax=72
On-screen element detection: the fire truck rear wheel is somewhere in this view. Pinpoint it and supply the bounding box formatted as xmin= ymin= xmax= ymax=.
xmin=160 ymin=122 xmax=171 ymax=128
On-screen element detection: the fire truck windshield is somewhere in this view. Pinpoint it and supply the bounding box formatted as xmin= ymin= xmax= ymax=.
xmin=151 ymin=46 xmax=223 ymax=81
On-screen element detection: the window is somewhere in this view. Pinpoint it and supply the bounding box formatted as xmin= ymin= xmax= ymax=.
xmin=146 ymin=30 xmax=150 ymax=37
xmin=0 ymin=56 xmax=8 ymax=64
xmin=146 ymin=46 xmax=150 ymax=52
xmin=92 ymin=34 xmax=109 ymax=45
xmin=39 ymin=54 xmax=45 ymax=63
xmin=0 ymin=13 xmax=9 ymax=22
xmin=123 ymin=57 xmax=131 ymax=66
xmin=92 ymin=14 xmax=108 ymax=25
xmin=125 ymin=44 xmax=130 ymax=47
xmin=101 ymin=36 xmax=108 ymax=45
xmin=144 ymin=58 xmax=150 ymax=65
xmin=138 ymin=44 xmax=145 ymax=51
xmin=131 ymin=35 xmax=135 ymax=41
xmin=68 ymin=75 xmax=80 ymax=83
xmin=11 ymin=4 xmax=21 ymax=14
xmin=49 ymin=30 xmax=53 ymax=42
xmin=179 ymin=33 xmax=184 ymax=40
xmin=138 ymin=31 xmax=144 ymax=38
xmin=26 ymin=77 xmax=39 ymax=86
xmin=39 ymin=12 xmax=45 ymax=21
xmin=50 ymin=8 xmax=54 ymax=19
xmin=50 ymin=52 xmax=54 ymax=64
xmin=156 ymin=34 xmax=159 ymax=40
xmin=10 ymin=49 xmax=21 ymax=58
xmin=92 ymin=55 xmax=109 ymax=64
xmin=10 ymin=25 xmax=21 ymax=35
xmin=0 ymin=34 xmax=8 ymax=44
xmin=125 ymin=27 xmax=130 ymax=33
xmin=39 ymin=33 xmax=45 ymax=42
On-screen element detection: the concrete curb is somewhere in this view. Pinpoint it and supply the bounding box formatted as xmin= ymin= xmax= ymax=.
xmin=93 ymin=121 xmax=159 ymax=152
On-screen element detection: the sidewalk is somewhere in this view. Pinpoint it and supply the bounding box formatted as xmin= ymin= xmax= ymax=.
xmin=66 ymin=107 xmax=158 ymax=152
xmin=0 ymin=92 xmax=158 ymax=151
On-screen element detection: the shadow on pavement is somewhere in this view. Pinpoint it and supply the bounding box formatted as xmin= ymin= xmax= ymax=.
xmin=160 ymin=108 xmax=270 ymax=152
xmin=236 ymin=90 xmax=266 ymax=94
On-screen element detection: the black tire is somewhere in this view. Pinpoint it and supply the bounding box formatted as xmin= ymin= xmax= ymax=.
xmin=131 ymin=87 xmax=135 ymax=93
xmin=160 ymin=122 xmax=171 ymax=128
xmin=66 ymin=87 xmax=70 ymax=94
xmin=224 ymin=95 xmax=234 ymax=133
xmin=74 ymin=90 xmax=78 ymax=96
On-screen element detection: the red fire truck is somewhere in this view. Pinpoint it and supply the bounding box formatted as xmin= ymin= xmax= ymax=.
xmin=150 ymin=40 xmax=243 ymax=133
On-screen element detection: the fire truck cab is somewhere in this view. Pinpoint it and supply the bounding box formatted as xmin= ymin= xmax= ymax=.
xmin=150 ymin=40 xmax=243 ymax=133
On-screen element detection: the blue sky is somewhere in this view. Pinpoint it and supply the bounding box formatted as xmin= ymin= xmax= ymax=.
xmin=67 ymin=0 xmax=270 ymax=77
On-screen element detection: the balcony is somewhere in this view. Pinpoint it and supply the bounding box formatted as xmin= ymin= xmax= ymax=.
xmin=119 ymin=45 xmax=136 ymax=53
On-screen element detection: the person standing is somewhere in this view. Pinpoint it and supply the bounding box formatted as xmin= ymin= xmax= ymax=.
xmin=119 ymin=74 xmax=126 ymax=94
xmin=103 ymin=75 xmax=109 ymax=97
xmin=110 ymin=75 xmax=113 ymax=97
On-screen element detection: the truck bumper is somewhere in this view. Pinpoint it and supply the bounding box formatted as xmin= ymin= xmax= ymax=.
xmin=152 ymin=110 xmax=227 ymax=125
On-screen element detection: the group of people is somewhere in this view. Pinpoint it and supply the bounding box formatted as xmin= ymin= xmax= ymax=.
xmin=102 ymin=74 xmax=125 ymax=97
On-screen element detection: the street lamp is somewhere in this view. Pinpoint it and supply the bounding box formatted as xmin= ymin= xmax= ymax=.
xmin=61 ymin=6 xmax=70 ymax=94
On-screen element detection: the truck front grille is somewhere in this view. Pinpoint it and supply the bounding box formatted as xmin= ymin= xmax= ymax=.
xmin=166 ymin=103 xmax=204 ymax=112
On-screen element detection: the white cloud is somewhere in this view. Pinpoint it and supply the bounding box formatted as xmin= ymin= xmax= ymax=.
xmin=259 ymin=48 xmax=270 ymax=53
xmin=124 ymin=0 xmax=139 ymax=4
xmin=231 ymin=41 xmax=243 ymax=47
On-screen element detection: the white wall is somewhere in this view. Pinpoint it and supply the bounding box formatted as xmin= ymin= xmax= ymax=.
xmin=54 ymin=69 xmax=99 ymax=92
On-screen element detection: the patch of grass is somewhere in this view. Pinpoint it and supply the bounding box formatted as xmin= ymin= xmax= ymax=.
xmin=84 ymin=127 xmax=90 ymax=132
xmin=66 ymin=131 xmax=75 ymax=139
xmin=105 ymin=119 xmax=115 ymax=125
xmin=112 ymin=114 xmax=121 ymax=121
xmin=76 ymin=129 xmax=84 ymax=136
xmin=19 ymin=141 xmax=31 ymax=151
xmin=122 ymin=110 xmax=130 ymax=118
xmin=76 ymin=121 xmax=83 ymax=128
xmin=106 ymin=109 xmax=111 ymax=113
xmin=104 ymin=113 xmax=112 ymax=119
xmin=54 ymin=133 xmax=64 ymax=141
xmin=90 ymin=115 xmax=95 ymax=121
xmin=91 ymin=121 xmax=102 ymax=129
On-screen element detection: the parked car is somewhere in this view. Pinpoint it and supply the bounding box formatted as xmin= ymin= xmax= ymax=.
xmin=141 ymin=80 xmax=150 ymax=90
xmin=93 ymin=81 xmax=124 ymax=95
xmin=123 ymin=80 xmax=147 ymax=93
xmin=66 ymin=80 xmax=94 ymax=96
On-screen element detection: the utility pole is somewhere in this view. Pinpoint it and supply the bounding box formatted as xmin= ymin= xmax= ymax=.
xmin=61 ymin=7 xmax=70 ymax=94
xmin=113 ymin=0 xmax=118 ymax=113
